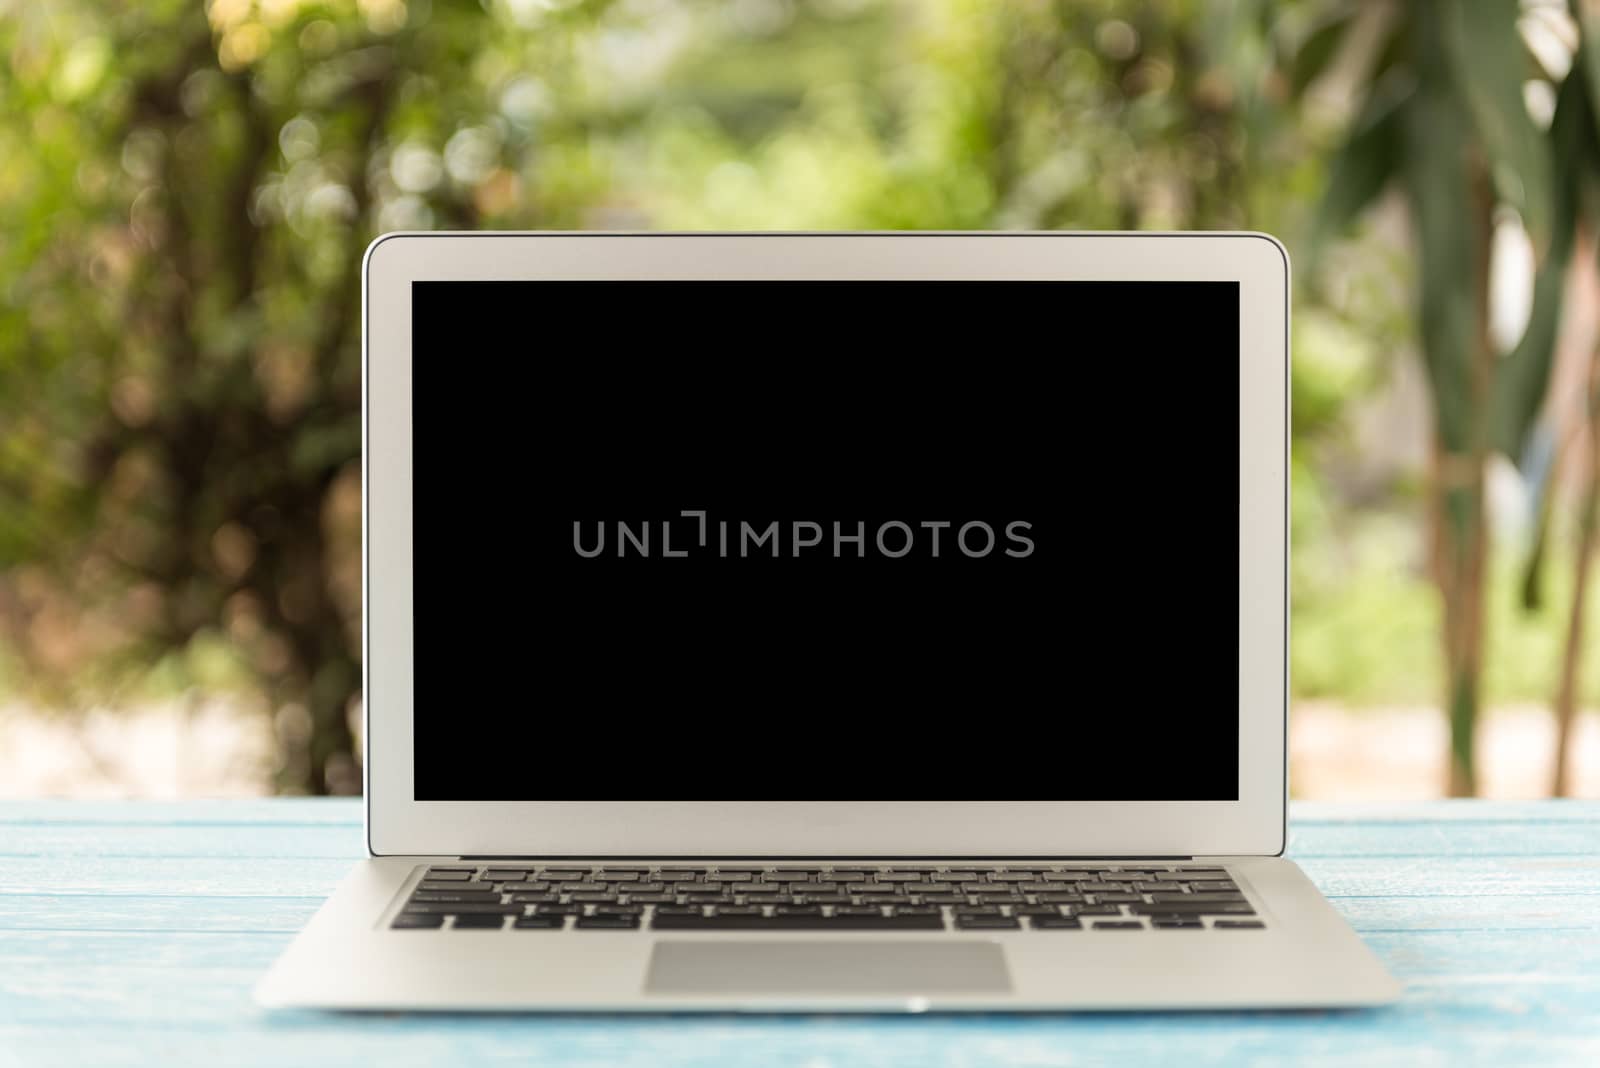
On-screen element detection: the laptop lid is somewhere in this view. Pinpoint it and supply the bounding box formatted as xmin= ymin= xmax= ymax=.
xmin=362 ymin=232 xmax=1287 ymax=857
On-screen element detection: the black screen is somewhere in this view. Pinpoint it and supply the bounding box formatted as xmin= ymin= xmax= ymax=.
xmin=411 ymin=279 xmax=1239 ymax=800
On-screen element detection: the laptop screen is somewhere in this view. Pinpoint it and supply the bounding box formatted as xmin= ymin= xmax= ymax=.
xmin=410 ymin=279 xmax=1240 ymax=801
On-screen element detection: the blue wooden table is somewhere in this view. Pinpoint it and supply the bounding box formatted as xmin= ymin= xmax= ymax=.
xmin=3 ymin=800 xmax=1599 ymax=1067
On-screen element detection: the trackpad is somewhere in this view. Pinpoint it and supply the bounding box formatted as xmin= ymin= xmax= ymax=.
xmin=645 ymin=941 xmax=1011 ymax=995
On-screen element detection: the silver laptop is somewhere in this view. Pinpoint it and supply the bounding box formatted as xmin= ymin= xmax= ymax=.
xmin=255 ymin=231 xmax=1400 ymax=1012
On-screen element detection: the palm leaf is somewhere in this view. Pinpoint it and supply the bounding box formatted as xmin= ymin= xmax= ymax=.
xmin=1440 ymin=0 xmax=1554 ymax=255
xmin=1306 ymin=64 xmax=1412 ymax=269
xmin=1492 ymin=72 xmax=1587 ymax=462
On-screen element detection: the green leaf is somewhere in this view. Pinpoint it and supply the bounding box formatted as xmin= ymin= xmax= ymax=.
xmin=1491 ymin=73 xmax=1586 ymax=461
xmin=1307 ymin=65 xmax=1411 ymax=269
xmin=1440 ymin=0 xmax=1554 ymax=254
xmin=1575 ymin=8 xmax=1600 ymax=152
xmin=1402 ymin=24 xmax=1479 ymax=456
xmin=1290 ymin=7 xmax=1358 ymax=97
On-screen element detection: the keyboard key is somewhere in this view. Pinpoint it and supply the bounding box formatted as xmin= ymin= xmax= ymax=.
xmin=592 ymin=903 xmax=643 ymax=915
xmin=415 ymin=880 xmax=497 ymax=893
xmin=1091 ymin=892 xmax=1143 ymax=903
xmin=774 ymin=905 xmax=822 ymax=916
xmin=391 ymin=913 xmax=445 ymax=929
xmin=513 ymin=915 xmax=566 ymax=929
xmin=595 ymin=872 xmax=641 ymax=882
xmin=932 ymin=872 xmax=977 ymax=882
xmin=709 ymin=905 xmax=763 ymax=916
xmin=1012 ymin=905 xmax=1061 ymax=917
xmin=576 ymin=914 xmax=640 ymax=929
xmin=655 ymin=905 xmax=703 ymax=916
xmin=409 ymin=891 xmax=504 ymax=903
xmin=955 ymin=915 xmax=1020 ymax=929
xmin=652 ymin=913 xmax=944 ymax=931
xmin=540 ymin=871 xmax=588 ymax=882
xmin=803 ymin=894 xmax=851 ymax=905
xmin=403 ymin=903 xmax=519 ymax=915
xmin=483 ymin=870 xmax=531 ymax=881
xmin=953 ymin=905 xmax=1002 ymax=916
xmin=890 ymin=905 xmax=941 ymax=917
xmin=1130 ymin=902 xmax=1255 ymax=916
xmin=452 ymin=914 xmax=507 ymax=929
xmin=848 ymin=884 xmax=898 ymax=894
xmin=834 ymin=905 xmax=885 ymax=916
xmin=1213 ymin=920 xmax=1266 ymax=929
xmin=1030 ymin=916 xmax=1082 ymax=929
xmin=424 ymin=868 xmax=477 ymax=880
xmin=1147 ymin=893 xmax=1247 ymax=905
xmin=874 ymin=872 xmax=924 ymax=882
xmin=920 ymin=892 xmax=965 ymax=904
xmin=656 ymin=871 xmax=701 ymax=881
xmin=1035 ymin=893 xmax=1086 ymax=904
xmin=705 ymin=872 xmax=753 ymax=882
xmin=627 ymin=893 xmax=678 ymax=904
xmin=1152 ymin=919 xmax=1204 ymax=929
xmin=1190 ymin=881 xmax=1239 ymax=893
xmin=1091 ymin=921 xmax=1146 ymax=929
xmin=989 ymin=872 xmax=1039 ymax=883
xmin=1072 ymin=904 xmax=1123 ymax=916
xmin=508 ymin=892 xmax=560 ymax=905
xmin=532 ymin=903 xmax=581 ymax=915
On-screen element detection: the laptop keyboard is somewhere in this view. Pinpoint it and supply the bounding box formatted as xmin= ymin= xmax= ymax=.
xmin=390 ymin=863 xmax=1263 ymax=931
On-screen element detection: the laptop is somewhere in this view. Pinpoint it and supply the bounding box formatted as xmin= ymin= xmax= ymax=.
xmin=255 ymin=231 xmax=1400 ymax=1012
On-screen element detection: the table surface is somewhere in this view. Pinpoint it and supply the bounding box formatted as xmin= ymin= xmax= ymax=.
xmin=2 ymin=800 xmax=1598 ymax=1067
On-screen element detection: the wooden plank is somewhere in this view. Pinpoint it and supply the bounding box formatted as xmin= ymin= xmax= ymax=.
xmin=0 ymin=858 xmax=354 ymax=898
xmin=2 ymin=926 xmax=1599 ymax=1067
xmin=0 ymin=893 xmax=321 ymax=933
xmin=2 ymin=798 xmax=1593 ymax=828
xmin=0 ymin=799 xmax=359 ymax=826
xmin=0 ymin=929 xmax=1597 ymax=1019
xmin=1290 ymin=800 xmax=1600 ymax=823
xmin=0 ymin=824 xmax=362 ymax=860
xmin=1296 ymin=857 xmax=1600 ymax=897
xmin=1288 ymin=821 xmax=1600 ymax=857
xmin=6 ymin=815 xmax=1598 ymax=861
xmin=6 ymin=1021 xmax=1596 ymax=1068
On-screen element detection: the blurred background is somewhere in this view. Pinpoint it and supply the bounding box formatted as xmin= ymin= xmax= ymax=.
xmin=1 ymin=0 xmax=1598 ymax=800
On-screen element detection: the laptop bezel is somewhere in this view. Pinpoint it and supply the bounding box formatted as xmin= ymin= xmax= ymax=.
xmin=361 ymin=231 xmax=1288 ymax=858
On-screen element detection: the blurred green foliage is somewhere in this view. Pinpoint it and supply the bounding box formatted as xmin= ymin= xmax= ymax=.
xmin=0 ymin=0 xmax=1595 ymax=793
